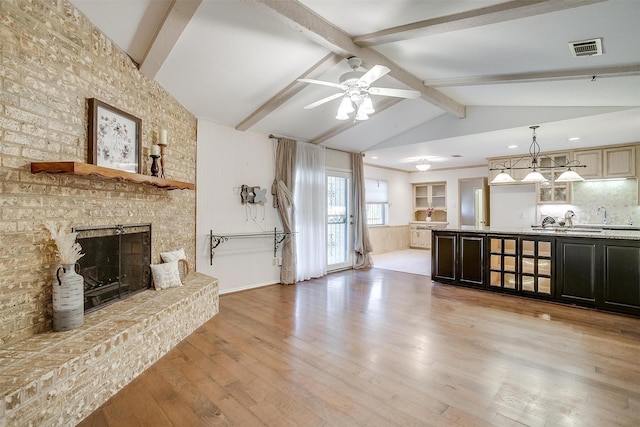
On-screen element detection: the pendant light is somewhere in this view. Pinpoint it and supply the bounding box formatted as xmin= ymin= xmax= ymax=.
xmin=521 ymin=126 xmax=547 ymax=183
xmin=489 ymin=125 xmax=587 ymax=184
xmin=491 ymin=169 xmax=516 ymax=184
xmin=555 ymin=166 xmax=585 ymax=182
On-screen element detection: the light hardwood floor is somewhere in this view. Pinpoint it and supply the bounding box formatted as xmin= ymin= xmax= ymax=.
xmin=79 ymin=268 xmax=640 ymax=426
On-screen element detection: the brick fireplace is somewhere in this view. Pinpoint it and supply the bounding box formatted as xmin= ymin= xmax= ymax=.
xmin=0 ymin=0 xmax=198 ymax=345
xmin=0 ymin=0 xmax=215 ymax=425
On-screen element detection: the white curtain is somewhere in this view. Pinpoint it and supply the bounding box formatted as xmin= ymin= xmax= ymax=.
xmin=294 ymin=141 xmax=326 ymax=281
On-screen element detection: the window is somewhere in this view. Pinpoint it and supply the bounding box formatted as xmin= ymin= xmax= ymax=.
xmin=365 ymin=179 xmax=388 ymax=226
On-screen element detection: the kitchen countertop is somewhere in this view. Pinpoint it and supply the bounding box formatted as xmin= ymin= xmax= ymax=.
xmin=409 ymin=221 xmax=448 ymax=228
xmin=437 ymin=226 xmax=640 ymax=241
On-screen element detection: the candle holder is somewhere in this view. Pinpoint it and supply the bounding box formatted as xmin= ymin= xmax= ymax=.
xmin=150 ymin=154 xmax=160 ymax=177
xmin=158 ymin=142 xmax=167 ymax=178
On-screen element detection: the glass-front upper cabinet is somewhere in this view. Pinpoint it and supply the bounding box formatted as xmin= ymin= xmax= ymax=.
xmin=413 ymin=182 xmax=446 ymax=209
xmin=537 ymin=153 xmax=571 ymax=204
xmin=413 ymin=182 xmax=447 ymax=221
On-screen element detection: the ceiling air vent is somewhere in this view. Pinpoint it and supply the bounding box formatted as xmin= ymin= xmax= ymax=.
xmin=569 ymin=38 xmax=603 ymax=57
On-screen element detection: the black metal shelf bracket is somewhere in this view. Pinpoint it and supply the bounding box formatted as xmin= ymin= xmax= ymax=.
xmin=209 ymin=228 xmax=294 ymax=265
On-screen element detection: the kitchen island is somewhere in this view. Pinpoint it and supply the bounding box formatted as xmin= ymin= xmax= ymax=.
xmin=431 ymin=226 xmax=640 ymax=316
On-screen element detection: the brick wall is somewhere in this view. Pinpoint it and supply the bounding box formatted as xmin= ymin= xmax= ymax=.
xmin=0 ymin=0 xmax=197 ymax=345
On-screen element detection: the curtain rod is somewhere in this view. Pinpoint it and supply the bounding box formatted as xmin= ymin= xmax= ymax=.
xmin=268 ymin=134 xmax=363 ymax=156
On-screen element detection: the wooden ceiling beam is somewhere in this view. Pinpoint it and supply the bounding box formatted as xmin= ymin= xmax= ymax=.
xmin=248 ymin=0 xmax=466 ymax=119
xmin=354 ymin=0 xmax=607 ymax=46
xmin=423 ymin=65 xmax=640 ymax=87
xmin=235 ymin=53 xmax=343 ymax=131
xmin=139 ymin=0 xmax=202 ymax=80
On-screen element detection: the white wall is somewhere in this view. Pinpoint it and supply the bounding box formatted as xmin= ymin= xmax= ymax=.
xmin=490 ymin=184 xmax=537 ymax=228
xmin=409 ymin=166 xmax=488 ymax=228
xmin=196 ymin=119 xmax=282 ymax=294
xmin=364 ymin=165 xmax=412 ymax=226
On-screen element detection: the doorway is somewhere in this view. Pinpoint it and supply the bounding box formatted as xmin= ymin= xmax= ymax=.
xmin=459 ymin=177 xmax=490 ymax=228
xmin=326 ymin=171 xmax=353 ymax=271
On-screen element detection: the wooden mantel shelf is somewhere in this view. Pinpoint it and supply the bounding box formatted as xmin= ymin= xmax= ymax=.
xmin=30 ymin=162 xmax=195 ymax=190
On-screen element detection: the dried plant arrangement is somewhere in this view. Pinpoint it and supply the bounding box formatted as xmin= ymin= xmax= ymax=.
xmin=44 ymin=222 xmax=85 ymax=265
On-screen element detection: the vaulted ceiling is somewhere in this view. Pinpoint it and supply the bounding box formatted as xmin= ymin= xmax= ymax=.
xmin=71 ymin=0 xmax=640 ymax=171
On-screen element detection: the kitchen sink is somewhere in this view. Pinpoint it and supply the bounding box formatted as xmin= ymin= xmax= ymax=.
xmin=533 ymin=227 xmax=603 ymax=233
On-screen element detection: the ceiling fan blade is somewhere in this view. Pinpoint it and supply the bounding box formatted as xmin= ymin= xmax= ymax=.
xmin=358 ymin=65 xmax=390 ymax=86
xmin=298 ymin=78 xmax=347 ymax=90
xmin=303 ymin=92 xmax=344 ymax=109
xmin=368 ymin=87 xmax=421 ymax=99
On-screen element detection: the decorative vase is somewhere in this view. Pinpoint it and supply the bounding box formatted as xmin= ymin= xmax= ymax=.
xmin=52 ymin=263 xmax=84 ymax=331
xmin=426 ymin=216 xmax=432 ymax=222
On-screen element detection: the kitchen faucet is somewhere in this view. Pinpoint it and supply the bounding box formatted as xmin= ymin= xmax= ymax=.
xmin=596 ymin=206 xmax=608 ymax=224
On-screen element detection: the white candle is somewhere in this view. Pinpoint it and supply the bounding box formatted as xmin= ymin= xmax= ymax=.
xmin=151 ymin=144 xmax=160 ymax=156
xmin=159 ymin=129 xmax=167 ymax=145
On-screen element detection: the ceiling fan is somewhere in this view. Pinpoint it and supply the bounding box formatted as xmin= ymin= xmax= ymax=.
xmin=298 ymin=57 xmax=421 ymax=121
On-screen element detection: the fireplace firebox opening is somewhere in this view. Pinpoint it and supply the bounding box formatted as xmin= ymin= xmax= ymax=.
xmin=74 ymin=224 xmax=152 ymax=313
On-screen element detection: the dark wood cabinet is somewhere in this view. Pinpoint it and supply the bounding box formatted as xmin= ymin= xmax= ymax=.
xmin=432 ymin=232 xmax=457 ymax=282
xmin=432 ymin=230 xmax=639 ymax=317
xmin=431 ymin=232 xmax=485 ymax=286
xmin=601 ymin=242 xmax=640 ymax=314
xmin=556 ymin=239 xmax=599 ymax=305
xmin=459 ymin=234 xmax=485 ymax=286
xmin=556 ymin=239 xmax=640 ymax=315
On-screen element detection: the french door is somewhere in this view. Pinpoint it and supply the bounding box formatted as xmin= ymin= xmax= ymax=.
xmin=326 ymin=171 xmax=353 ymax=271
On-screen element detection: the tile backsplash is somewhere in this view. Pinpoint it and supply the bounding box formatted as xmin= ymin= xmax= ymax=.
xmin=538 ymin=179 xmax=639 ymax=225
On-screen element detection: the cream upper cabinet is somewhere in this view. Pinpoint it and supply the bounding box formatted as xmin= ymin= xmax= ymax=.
xmin=413 ymin=182 xmax=447 ymax=221
xmin=574 ymin=149 xmax=602 ymax=179
xmin=413 ymin=182 xmax=446 ymax=209
xmin=603 ymin=146 xmax=635 ymax=178
xmin=574 ymin=146 xmax=635 ymax=179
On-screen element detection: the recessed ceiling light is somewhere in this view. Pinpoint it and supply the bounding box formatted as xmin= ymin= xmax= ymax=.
xmin=508 ymin=145 xmax=518 ymax=149
xmin=568 ymin=137 xmax=581 ymax=141
xmin=370 ymin=156 xmax=378 ymax=159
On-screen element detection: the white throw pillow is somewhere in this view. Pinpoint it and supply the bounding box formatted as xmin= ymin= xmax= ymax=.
xmin=160 ymin=248 xmax=186 ymax=263
xmin=150 ymin=260 xmax=182 ymax=290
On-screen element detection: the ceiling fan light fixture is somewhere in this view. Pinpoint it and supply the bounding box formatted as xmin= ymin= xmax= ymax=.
xmin=362 ymin=96 xmax=375 ymax=114
xmin=335 ymin=111 xmax=350 ymax=120
xmin=300 ymin=57 xmax=420 ymax=121
xmin=338 ymin=95 xmax=354 ymax=114
xmin=355 ymin=103 xmax=369 ymax=121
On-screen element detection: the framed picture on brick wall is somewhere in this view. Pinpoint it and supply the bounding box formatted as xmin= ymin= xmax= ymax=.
xmin=88 ymin=98 xmax=142 ymax=174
